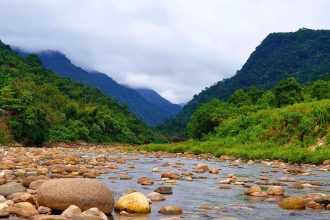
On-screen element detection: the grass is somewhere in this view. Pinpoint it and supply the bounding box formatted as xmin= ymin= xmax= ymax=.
xmin=138 ymin=140 xmax=330 ymax=165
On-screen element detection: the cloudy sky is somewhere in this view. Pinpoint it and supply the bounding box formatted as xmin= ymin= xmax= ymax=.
xmin=0 ymin=0 xmax=330 ymax=103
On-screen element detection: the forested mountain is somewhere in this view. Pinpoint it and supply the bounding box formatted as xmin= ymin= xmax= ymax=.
xmin=0 ymin=40 xmax=164 ymax=146
xmin=160 ymin=28 xmax=330 ymax=135
xmin=15 ymin=50 xmax=181 ymax=126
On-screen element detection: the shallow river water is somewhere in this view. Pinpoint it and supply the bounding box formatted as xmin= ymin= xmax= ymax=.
xmin=89 ymin=151 xmax=330 ymax=220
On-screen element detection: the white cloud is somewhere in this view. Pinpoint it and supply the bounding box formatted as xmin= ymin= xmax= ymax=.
xmin=0 ymin=0 xmax=329 ymax=103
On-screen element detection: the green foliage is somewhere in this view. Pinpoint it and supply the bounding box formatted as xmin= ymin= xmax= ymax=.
xmin=309 ymin=80 xmax=330 ymax=100
xmin=229 ymin=89 xmax=252 ymax=107
xmin=0 ymin=40 xmax=164 ymax=146
xmin=274 ymin=77 xmax=304 ymax=107
xmin=160 ymin=29 xmax=330 ymax=135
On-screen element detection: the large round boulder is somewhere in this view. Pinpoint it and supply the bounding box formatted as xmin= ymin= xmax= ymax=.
xmin=114 ymin=192 xmax=151 ymax=213
xmin=37 ymin=178 xmax=114 ymax=213
xmin=0 ymin=182 xmax=26 ymax=197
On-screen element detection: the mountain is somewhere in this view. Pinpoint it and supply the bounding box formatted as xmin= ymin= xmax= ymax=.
xmin=160 ymin=28 xmax=330 ymax=135
xmin=15 ymin=50 xmax=181 ymax=126
xmin=0 ymin=40 xmax=164 ymax=146
xmin=135 ymin=88 xmax=181 ymax=114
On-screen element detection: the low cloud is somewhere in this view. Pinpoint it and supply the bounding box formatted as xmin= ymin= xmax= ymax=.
xmin=0 ymin=0 xmax=329 ymax=103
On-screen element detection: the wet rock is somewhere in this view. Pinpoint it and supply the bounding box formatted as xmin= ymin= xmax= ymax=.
xmin=315 ymin=195 xmax=330 ymax=206
xmin=77 ymin=207 xmax=108 ymax=220
xmin=8 ymin=192 xmax=35 ymax=204
xmin=219 ymin=179 xmax=231 ymax=184
xmin=32 ymin=214 xmax=68 ymax=220
xmin=160 ymin=217 xmax=182 ymax=220
xmin=219 ymin=186 xmax=231 ymax=189
xmin=4 ymin=201 xmax=39 ymax=217
xmin=267 ymin=186 xmax=284 ymax=196
xmin=38 ymin=206 xmax=52 ymax=214
xmin=137 ymin=177 xmax=154 ymax=185
xmin=0 ymin=182 xmax=26 ymax=196
xmin=290 ymin=182 xmax=304 ymax=189
xmin=0 ymin=195 xmax=6 ymax=203
xmin=279 ymin=177 xmax=296 ymax=182
xmin=209 ymin=168 xmax=219 ymax=174
xmin=219 ymin=155 xmax=236 ymax=161
xmin=114 ymin=192 xmax=151 ymax=213
xmin=279 ymin=196 xmax=305 ymax=209
xmin=244 ymin=185 xmax=262 ymax=195
xmin=247 ymin=160 xmax=254 ymax=165
xmin=146 ymin=192 xmax=166 ymax=201
xmin=37 ymin=178 xmax=114 ymax=213
xmin=158 ymin=206 xmax=183 ymax=215
xmin=195 ymin=163 xmax=209 ymax=173
xmin=155 ymin=186 xmax=173 ymax=195
xmin=284 ymin=168 xmax=304 ymax=174
xmin=305 ymin=201 xmax=324 ymax=210
xmin=119 ymin=175 xmax=131 ymax=180
xmin=61 ymin=205 xmax=82 ymax=218
xmin=161 ymin=171 xmax=181 ymax=180
xmin=250 ymin=191 xmax=268 ymax=197
xmin=0 ymin=179 xmax=6 ymax=185
xmin=152 ymin=167 xmax=161 ymax=172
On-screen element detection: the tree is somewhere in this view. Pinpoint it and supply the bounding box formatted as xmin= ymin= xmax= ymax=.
xmin=274 ymin=77 xmax=304 ymax=107
xmin=229 ymin=89 xmax=252 ymax=107
xmin=310 ymin=80 xmax=330 ymax=100
xmin=247 ymin=87 xmax=264 ymax=104
xmin=257 ymin=91 xmax=276 ymax=106
xmin=187 ymin=99 xmax=233 ymax=139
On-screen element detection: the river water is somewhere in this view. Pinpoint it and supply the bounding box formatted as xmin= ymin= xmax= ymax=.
xmin=92 ymin=151 xmax=330 ymax=220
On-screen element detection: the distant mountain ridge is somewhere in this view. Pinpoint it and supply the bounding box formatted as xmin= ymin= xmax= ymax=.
xmin=160 ymin=28 xmax=330 ymax=135
xmin=15 ymin=49 xmax=181 ymax=125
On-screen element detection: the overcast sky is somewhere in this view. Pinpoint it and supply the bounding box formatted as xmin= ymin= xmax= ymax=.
xmin=0 ymin=0 xmax=330 ymax=103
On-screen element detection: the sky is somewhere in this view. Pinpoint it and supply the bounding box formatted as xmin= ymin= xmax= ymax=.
xmin=0 ymin=0 xmax=330 ymax=103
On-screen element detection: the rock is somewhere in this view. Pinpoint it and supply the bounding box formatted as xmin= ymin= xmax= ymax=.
xmin=4 ymin=201 xmax=39 ymax=217
xmin=146 ymin=192 xmax=166 ymax=201
xmin=279 ymin=196 xmax=305 ymax=209
xmin=0 ymin=179 xmax=6 ymax=185
xmin=158 ymin=206 xmax=183 ymax=215
xmin=244 ymin=185 xmax=262 ymax=195
xmin=61 ymin=205 xmax=82 ymax=218
xmin=326 ymin=204 xmax=330 ymax=210
xmin=315 ymin=195 xmax=330 ymax=206
xmin=161 ymin=171 xmax=181 ymax=180
xmin=267 ymin=186 xmax=284 ymax=196
xmin=38 ymin=206 xmax=52 ymax=214
xmin=209 ymin=168 xmax=219 ymax=174
xmin=32 ymin=215 xmax=68 ymax=220
xmin=155 ymin=186 xmax=173 ymax=195
xmin=0 ymin=195 xmax=6 ymax=203
xmin=285 ymin=168 xmax=304 ymax=174
xmin=250 ymin=191 xmax=268 ymax=197
xmin=115 ymin=192 xmax=150 ymax=213
xmin=219 ymin=155 xmax=236 ymax=161
xmin=219 ymin=179 xmax=231 ymax=184
xmin=0 ymin=210 xmax=9 ymax=217
xmin=8 ymin=192 xmax=35 ymax=204
xmin=290 ymin=182 xmax=304 ymax=189
xmin=152 ymin=167 xmax=161 ymax=172
xmin=23 ymin=176 xmax=50 ymax=187
xmin=279 ymin=177 xmax=296 ymax=182
xmin=137 ymin=177 xmax=154 ymax=185
xmin=247 ymin=160 xmax=254 ymax=165
xmin=219 ymin=186 xmax=231 ymax=189
xmin=79 ymin=207 xmax=108 ymax=220
xmin=0 ymin=160 xmax=15 ymax=169
xmin=0 ymin=182 xmax=26 ymax=196
xmin=305 ymin=201 xmax=324 ymax=210
xmin=0 ymin=203 xmax=8 ymax=210
xmin=119 ymin=175 xmax=131 ymax=180
xmin=29 ymin=180 xmax=48 ymax=190
xmin=37 ymin=178 xmax=114 ymax=213
xmin=195 ymin=163 xmax=209 ymax=173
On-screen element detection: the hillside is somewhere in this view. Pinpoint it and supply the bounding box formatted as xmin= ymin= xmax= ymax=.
xmin=160 ymin=28 xmax=330 ymax=135
xmin=15 ymin=50 xmax=181 ymax=126
xmin=0 ymin=40 xmax=164 ymax=146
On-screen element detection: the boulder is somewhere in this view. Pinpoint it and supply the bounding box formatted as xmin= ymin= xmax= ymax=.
xmin=29 ymin=180 xmax=48 ymax=190
xmin=137 ymin=177 xmax=154 ymax=185
xmin=61 ymin=205 xmax=81 ymax=218
xmin=267 ymin=186 xmax=284 ymax=196
xmin=244 ymin=185 xmax=261 ymax=195
xmin=0 ymin=182 xmax=26 ymax=197
xmin=37 ymin=179 xmax=114 ymax=213
xmin=23 ymin=176 xmax=49 ymax=187
xmin=114 ymin=192 xmax=151 ymax=213
xmin=279 ymin=196 xmax=305 ymax=209
xmin=146 ymin=192 xmax=166 ymax=201
xmin=195 ymin=163 xmax=209 ymax=173
xmin=158 ymin=206 xmax=183 ymax=215
xmin=155 ymin=186 xmax=173 ymax=195
xmin=4 ymin=202 xmax=39 ymax=217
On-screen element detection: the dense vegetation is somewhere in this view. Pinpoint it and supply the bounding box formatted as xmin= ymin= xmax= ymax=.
xmin=141 ymin=78 xmax=330 ymax=164
xmin=160 ymin=28 xmax=330 ymax=135
xmin=0 ymin=40 xmax=164 ymax=146
xmin=16 ymin=50 xmax=181 ymax=126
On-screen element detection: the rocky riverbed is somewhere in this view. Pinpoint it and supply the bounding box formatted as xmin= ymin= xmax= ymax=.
xmin=1 ymin=145 xmax=330 ymax=219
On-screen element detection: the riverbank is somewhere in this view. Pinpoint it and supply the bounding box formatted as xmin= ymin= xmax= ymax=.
xmin=1 ymin=145 xmax=330 ymax=219
xmin=138 ymin=140 xmax=330 ymax=165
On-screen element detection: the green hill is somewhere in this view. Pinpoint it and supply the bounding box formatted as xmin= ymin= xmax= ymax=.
xmin=0 ymin=40 xmax=164 ymax=146
xmin=160 ymin=28 xmax=330 ymax=135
